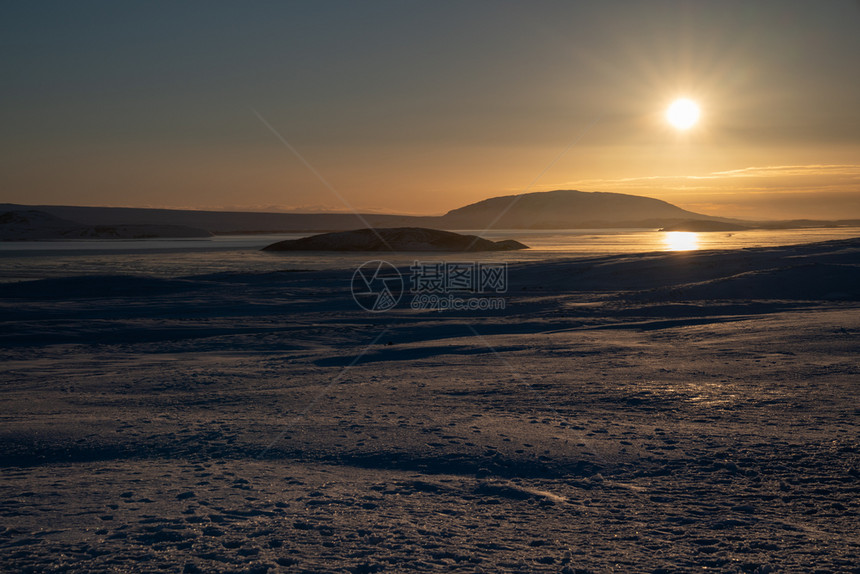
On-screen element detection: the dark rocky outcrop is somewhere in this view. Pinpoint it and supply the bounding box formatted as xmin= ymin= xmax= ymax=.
xmin=262 ymin=227 xmax=528 ymax=252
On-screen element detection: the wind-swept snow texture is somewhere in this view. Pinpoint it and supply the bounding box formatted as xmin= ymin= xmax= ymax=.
xmin=1 ymin=238 xmax=858 ymax=572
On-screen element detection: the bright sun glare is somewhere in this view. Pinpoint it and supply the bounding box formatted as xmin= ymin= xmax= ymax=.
xmin=666 ymin=98 xmax=700 ymax=130
xmin=664 ymin=231 xmax=699 ymax=251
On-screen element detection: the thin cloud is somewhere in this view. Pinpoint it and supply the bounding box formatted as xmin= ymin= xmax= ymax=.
xmin=559 ymin=164 xmax=860 ymax=191
xmin=708 ymin=165 xmax=860 ymax=178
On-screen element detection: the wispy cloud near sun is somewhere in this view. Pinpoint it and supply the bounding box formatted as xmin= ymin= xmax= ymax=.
xmin=563 ymin=164 xmax=860 ymax=188
xmin=557 ymin=164 xmax=860 ymax=219
xmin=707 ymin=164 xmax=860 ymax=179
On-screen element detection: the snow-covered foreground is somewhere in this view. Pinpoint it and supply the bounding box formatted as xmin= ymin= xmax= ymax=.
xmin=1 ymin=239 xmax=858 ymax=573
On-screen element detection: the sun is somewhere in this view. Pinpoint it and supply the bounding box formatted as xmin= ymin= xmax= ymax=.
xmin=666 ymin=98 xmax=700 ymax=130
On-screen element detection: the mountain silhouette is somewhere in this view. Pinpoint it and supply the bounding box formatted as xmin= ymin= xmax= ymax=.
xmin=3 ymin=191 xmax=742 ymax=235
xmin=441 ymin=190 xmax=711 ymax=229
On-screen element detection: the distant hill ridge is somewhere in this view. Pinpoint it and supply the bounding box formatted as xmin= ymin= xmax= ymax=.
xmin=441 ymin=189 xmax=712 ymax=228
xmin=0 ymin=209 xmax=211 ymax=240
xmin=1 ymin=190 xmax=722 ymax=234
xmin=4 ymin=190 xmax=856 ymax=236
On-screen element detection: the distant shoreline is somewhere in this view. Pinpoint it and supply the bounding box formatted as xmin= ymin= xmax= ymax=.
xmin=5 ymin=190 xmax=859 ymax=239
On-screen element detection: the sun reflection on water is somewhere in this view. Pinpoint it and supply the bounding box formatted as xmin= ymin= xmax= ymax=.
xmin=663 ymin=231 xmax=699 ymax=251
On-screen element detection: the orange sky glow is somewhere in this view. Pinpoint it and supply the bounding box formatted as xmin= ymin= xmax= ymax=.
xmin=2 ymin=2 xmax=858 ymax=220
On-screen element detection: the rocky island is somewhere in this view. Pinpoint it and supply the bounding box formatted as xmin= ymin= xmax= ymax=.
xmin=262 ymin=227 xmax=529 ymax=252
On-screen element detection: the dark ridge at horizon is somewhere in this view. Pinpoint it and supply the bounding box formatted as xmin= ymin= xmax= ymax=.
xmin=3 ymin=190 xmax=859 ymax=236
xmin=2 ymin=189 xmax=693 ymax=217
